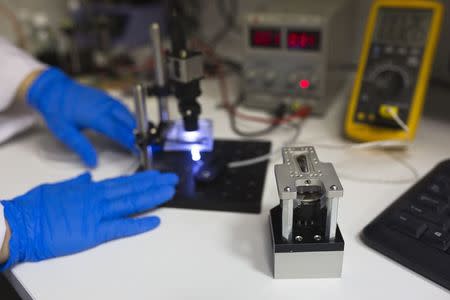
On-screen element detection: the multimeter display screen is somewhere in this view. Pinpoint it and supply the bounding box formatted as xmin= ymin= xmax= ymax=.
xmin=287 ymin=30 xmax=321 ymax=51
xmin=250 ymin=28 xmax=281 ymax=48
xmin=374 ymin=8 xmax=432 ymax=47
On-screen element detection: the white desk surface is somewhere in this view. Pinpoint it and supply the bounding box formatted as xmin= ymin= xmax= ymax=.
xmin=2 ymin=78 xmax=450 ymax=300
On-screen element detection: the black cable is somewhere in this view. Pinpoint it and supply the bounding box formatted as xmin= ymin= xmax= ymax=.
xmin=228 ymin=99 xmax=287 ymax=138
xmin=230 ymin=113 xmax=280 ymax=137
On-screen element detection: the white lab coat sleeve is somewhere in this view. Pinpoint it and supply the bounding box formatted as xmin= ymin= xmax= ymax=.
xmin=0 ymin=37 xmax=46 ymax=144
xmin=0 ymin=37 xmax=45 ymax=111
xmin=0 ymin=203 xmax=5 ymax=252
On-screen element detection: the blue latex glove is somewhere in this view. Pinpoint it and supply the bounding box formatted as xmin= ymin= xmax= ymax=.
xmin=27 ymin=68 xmax=136 ymax=167
xmin=0 ymin=170 xmax=178 ymax=271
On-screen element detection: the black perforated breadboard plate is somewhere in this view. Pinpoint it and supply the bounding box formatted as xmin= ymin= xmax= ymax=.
xmin=151 ymin=139 xmax=271 ymax=214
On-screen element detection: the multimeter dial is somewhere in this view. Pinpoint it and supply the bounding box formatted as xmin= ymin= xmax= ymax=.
xmin=367 ymin=63 xmax=411 ymax=99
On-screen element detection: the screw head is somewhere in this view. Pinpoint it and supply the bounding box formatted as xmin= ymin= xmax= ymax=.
xmin=186 ymin=109 xmax=192 ymax=116
xmin=330 ymin=185 xmax=337 ymax=191
xmin=284 ymin=186 xmax=292 ymax=192
xmin=314 ymin=235 xmax=322 ymax=241
xmin=180 ymin=50 xmax=188 ymax=58
xmin=305 ymin=179 xmax=311 ymax=185
xmin=295 ymin=235 xmax=303 ymax=242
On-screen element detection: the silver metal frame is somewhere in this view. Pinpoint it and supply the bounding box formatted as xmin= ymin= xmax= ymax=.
xmin=133 ymin=84 xmax=151 ymax=170
xmin=274 ymin=146 xmax=343 ymax=242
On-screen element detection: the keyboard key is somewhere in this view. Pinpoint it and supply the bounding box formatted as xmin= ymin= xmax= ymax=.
xmin=389 ymin=212 xmax=428 ymax=239
xmin=437 ymin=175 xmax=450 ymax=186
xmin=436 ymin=175 xmax=450 ymax=196
xmin=428 ymin=182 xmax=443 ymax=195
xmin=409 ymin=204 xmax=450 ymax=230
xmin=421 ymin=228 xmax=450 ymax=251
xmin=415 ymin=194 xmax=448 ymax=214
xmin=409 ymin=204 xmax=441 ymax=222
xmin=443 ymin=220 xmax=450 ymax=232
xmin=417 ymin=194 xmax=440 ymax=207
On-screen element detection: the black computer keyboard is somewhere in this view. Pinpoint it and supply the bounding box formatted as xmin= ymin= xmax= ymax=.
xmin=362 ymin=160 xmax=450 ymax=290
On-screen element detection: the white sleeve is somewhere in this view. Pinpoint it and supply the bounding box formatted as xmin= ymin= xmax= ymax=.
xmin=0 ymin=37 xmax=45 ymax=112
xmin=0 ymin=37 xmax=45 ymax=144
xmin=0 ymin=204 xmax=5 ymax=250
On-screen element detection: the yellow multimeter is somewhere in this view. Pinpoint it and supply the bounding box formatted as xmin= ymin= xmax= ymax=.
xmin=345 ymin=0 xmax=443 ymax=142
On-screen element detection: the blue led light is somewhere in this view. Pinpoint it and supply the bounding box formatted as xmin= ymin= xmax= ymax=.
xmin=191 ymin=146 xmax=201 ymax=162
xmin=181 ymin=130 xmax=201 ymax=142
xmin=164 ymin=119 xmax=214 ymax=152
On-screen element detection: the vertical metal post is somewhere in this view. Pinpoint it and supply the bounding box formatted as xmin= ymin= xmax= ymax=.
xmin=325 ymin=197 xmax=340 ymax=241
xmin=150 ymin=23 xmax=169 ymax=123
xmin=281 ymin=199 xmax=294 ymax=242
xmin=133 ymin=84 xmax=150 ymax=170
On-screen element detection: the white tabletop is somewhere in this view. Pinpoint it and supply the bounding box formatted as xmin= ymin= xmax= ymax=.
xmin=2 ymin=78 xmax=450 ymax=300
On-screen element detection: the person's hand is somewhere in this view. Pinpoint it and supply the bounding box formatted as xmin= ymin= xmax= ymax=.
xmin=0 ymin=170 xmax=178 ymax=271
xmin=27 ymin=68 xmax=136 ymax=167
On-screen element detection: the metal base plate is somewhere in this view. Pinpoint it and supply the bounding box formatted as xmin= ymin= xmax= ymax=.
xmin=273 ymin=249 xmax=344 ymax=279
xmin=151 ymin=139 xmax=272 ymax=213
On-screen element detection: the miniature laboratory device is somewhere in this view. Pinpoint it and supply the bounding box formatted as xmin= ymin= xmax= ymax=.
xmin=270 ymin=146 xmax=344 ymax=278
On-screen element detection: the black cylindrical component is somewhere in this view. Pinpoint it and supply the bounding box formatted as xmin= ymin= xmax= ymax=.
xmin=173 ymin=80 xmax=202 ymax=131
xmin=168 ymin=2 xmax=187 ymax=54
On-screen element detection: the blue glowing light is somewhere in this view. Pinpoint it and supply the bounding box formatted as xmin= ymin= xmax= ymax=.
xmin=191 ymin=146 xmax=201 ymax=162
xmin=164 ymin=119 xmax=214 ymax=152
xmin=182 ymin=130 xmax=201 ymax=142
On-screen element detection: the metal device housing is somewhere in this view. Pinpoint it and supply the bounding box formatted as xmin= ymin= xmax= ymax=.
xmin=167 ymin=51 xmax=204 ymax=84
xmin=242 ymin=0 xmax=355 ymax=115
xmin=270 ymin=146 xmax=344 ymax=279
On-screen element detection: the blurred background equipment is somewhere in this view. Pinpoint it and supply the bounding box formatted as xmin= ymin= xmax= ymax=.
xmin=0 ymin=0 xmax=202 ymax=89
xmin=61 ymin=0 xmax=166 ymax=78
xmin=432 ymin=0 xmax=450 ymax=84
xmin=240 ymin=0 xmax=356 ymax=115
xmin=345 ymin=0 xmax=443 ymax=142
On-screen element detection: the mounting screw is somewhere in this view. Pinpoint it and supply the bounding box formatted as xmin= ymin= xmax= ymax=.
xmin=295 ymin=235 xmax=303 ymax=242
xmin=305 ymin=179 xmax=311 ymax=185
xmin=330 ymin=185 xmax=337 ymax=190
xmin=186 ymin=109 xmax=192 ymax=116
xmin=314 ymin=235 xmax=322 ymax=241
xmin=180 ymin=50 xmax=188 ymax=58
xmin=284 ymin=186 xmax=292 ymax=192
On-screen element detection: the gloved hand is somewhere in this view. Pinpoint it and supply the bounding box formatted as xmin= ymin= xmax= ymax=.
xmin=0 ymin=170 xmax=178 ymax=271
xmin=27 ymin=67 xmax=136 ymax=167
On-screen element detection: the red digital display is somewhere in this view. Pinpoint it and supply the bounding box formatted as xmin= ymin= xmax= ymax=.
xmin=287 ymin=31 xmax=321 ymax=50
xmin=250 ymin=28 xmax=281 ymax=48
